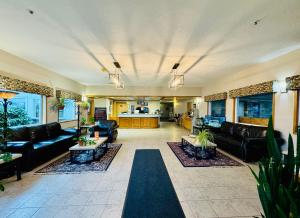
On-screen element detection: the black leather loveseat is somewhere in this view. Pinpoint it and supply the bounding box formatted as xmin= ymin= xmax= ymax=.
xmin=89 ymin=120 xmax=118 ymax=143
xmin=6 ymin=122 xmax=76 ymax=171
xmin=211 ymin=122 xmax=284 ymax=162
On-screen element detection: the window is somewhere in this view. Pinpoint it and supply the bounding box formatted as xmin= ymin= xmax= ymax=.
xmin=237 ymin=93 xmax=273 ymax=125
xmin=0 ymin=90 xmax=42 ymax=127
xmin=210 ymin=100 xmax=225 ymax=117
xmin=59 ymin=99 xmax=76 ymax=122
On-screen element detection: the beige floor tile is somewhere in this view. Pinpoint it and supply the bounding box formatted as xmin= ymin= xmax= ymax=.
xmin=187 ymin=200 xmax=217 ymax=218
xmin=79 ymin=205 xmax=105 ymax=218
xmin=7 ymin=208 xmax=39 ymax=218
xmin=0 ymin=122 xmax=261 ymax=218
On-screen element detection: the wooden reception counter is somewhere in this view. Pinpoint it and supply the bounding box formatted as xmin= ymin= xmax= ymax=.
xmin=118 ymin=114 xmax=160 ymax=128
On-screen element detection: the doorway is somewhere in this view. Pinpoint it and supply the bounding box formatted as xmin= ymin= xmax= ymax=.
xmin=160 ymin=102 xmax=174 ymax=122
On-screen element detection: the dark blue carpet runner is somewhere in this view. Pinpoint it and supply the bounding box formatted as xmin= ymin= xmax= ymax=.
xmin=122 ymin=149 xmax=185 ymax=218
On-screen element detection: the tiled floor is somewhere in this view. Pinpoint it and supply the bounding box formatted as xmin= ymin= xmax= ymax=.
xmin=0 ymin=122 xmax=262 ymax=218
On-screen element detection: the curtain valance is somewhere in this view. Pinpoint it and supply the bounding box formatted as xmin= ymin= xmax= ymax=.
xmin=286 ymin=75 xmax=300 ymax=90
xmin=229 ymin=81 xmax=274 ymax=98
xmin=204 ymin=92 xmax=227 ymax=102
xmin=56 ymin=89 xmax=82 ymax=102
xmin=0 ymin=74 xmax=54 ymax=96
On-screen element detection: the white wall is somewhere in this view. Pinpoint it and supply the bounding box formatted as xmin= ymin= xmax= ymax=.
xmin=126 ymin=100 xmax=161 ymax=114
xmin=0 ymin=49 xmax=86 ymax=127
xmin=199 ymin=49 xmax=300 ymax=146
xmin=86 ymin=85 xmax=202 ymax=97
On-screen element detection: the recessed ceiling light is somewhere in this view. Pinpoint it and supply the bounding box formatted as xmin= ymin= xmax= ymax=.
xmin=27 ymin=9 xmax=34 ymax=15
xmin=253 ymin=18 xmax=262 ymax=25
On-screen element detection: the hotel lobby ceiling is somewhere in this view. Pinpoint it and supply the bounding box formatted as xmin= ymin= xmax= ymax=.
xmin=0 ymin=0 xmax=299 ymax=87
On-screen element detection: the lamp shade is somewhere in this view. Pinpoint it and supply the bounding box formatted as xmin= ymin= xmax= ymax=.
xmin=0 ymin=90 xmax=17 ymax=99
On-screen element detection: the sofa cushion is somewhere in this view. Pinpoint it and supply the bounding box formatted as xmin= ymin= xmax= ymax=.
xmin=8 ymin=127 xmax=29 ymax=141
xmin=28 ymin=125 xmax=49 ymax=142
xmin=247 ymin=126 xmax=267 ymax=138
xmin=232 ymin=124 xmax=248 ymax=139
xmin=33 ymin=141 xmax=54 ymax=150
xmin=46 ymin=122 xmax=62 ymax=139
xmin=220 ymin=122 xmax=234 ymax=136
xmin=214 ymin=135 xmax=241 ymax=147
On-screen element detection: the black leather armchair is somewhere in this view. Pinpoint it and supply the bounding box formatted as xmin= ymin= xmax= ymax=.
xmin=211 ymin=122 xmax=284 ymax=162
xmin=89 ymin=120 xmax=118 ymax=143
xmin=6 ymin=122 xmax=77 ymax=171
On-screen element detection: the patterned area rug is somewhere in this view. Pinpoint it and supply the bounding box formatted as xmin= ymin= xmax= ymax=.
xmin=167 ymin=142 xmax=243 ymax=167
xmin=35 ymin=144 xmax=122 ymax=174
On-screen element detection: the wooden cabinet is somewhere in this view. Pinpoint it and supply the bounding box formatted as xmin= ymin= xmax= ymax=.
xmin=119 ymin=117 xmax=159 ymax=128
xmin=149 ymin=118 xmax=158 ymax=128
xmin=141 ymin=118 xmax=151 ymax=128
xmin=119 ymin=118 xmax=132 ymax=128
xmin=132 ymin=118 xmax=141 ymax=128
xmin=182 ymin=116 xmax=192 ymax=130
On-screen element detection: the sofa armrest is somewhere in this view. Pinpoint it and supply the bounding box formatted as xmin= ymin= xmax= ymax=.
xmin=61 ymin=128 xmax=77 ymax=135
xmin=6 ymin=141 xmax=34 ymax=153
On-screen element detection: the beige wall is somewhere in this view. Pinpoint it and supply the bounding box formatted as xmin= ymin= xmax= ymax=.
xmin=199 ymin=49 xmax=300 ymax=146
xmin=126 ymin=100 xmax=161 ymax=114
xmin=86 ymin=85 xmax=202 ymax=97
xmin=0 ymin=49 xmax=86 ymax=127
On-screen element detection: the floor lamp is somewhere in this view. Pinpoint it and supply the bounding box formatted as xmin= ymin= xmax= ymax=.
xmin=0 ymin=90 xmax=17 ymax=151
xmin=76 ymin=102 xmax=81 ymax=136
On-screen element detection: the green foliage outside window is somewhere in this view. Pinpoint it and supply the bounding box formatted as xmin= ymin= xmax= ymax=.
xmin=0 ymin=105 xmax=31 ymax=127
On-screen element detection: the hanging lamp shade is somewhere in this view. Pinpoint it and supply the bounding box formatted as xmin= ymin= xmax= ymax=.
xmin=0 ymin=90 xmax=17 ymax=99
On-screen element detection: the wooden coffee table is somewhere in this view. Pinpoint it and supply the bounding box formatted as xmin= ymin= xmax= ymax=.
xmin=69 ymin=137 xmax=108 ymax=163
xmin=181 ymin=135 xmax=217 ymax=159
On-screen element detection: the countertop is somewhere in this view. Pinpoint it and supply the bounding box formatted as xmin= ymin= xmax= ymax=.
xmin=118 ymin=114 xmax=160 ymax=118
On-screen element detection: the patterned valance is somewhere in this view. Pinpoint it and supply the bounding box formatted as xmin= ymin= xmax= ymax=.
xmin=229 ymin=81 xmax=274 ymax=98
xmin=204 ymin=92 xmax=227 ymax=102
xmin=56 ymin=89 xmax=82 ymax=102
xmin=286 ymin=75 xmax=300 ymax=90
xmin=0 ymin=74 xmax=54 ymax=96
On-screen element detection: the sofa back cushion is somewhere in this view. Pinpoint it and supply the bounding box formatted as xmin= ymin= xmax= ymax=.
xmin=98 ymin=120 xmax=117 ymax=129
xmin=232 ymin=124 xmax=248 ymax=139
xmin=247 ymin=126 xmax=268 ymax=138
xmin=220 ymin=122 xmax=234 ymax=136
xmin=8 ymin=127 xmax=29 ymax=141
xmin=46 ymin=122 xmax=62 ymax=139
xmin=28 ymin=125 xmax=49 ymax=142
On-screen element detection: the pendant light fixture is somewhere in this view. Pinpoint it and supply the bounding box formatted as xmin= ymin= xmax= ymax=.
xmin=169 ymin=63 xmax=184 ymax=88
xmin=109 ymin=62 xmax=124 ymax=89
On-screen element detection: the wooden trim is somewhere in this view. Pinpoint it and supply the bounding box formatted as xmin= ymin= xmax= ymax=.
xmin=232 ymin=98 xmax=236 ymax=123
xmin=293 ymin=90 xmax=299 ymax=134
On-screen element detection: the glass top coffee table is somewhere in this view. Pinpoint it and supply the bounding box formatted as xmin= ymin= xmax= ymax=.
xmin=181 ymin=135 xmax=217 ymax=159
xmin=69 ymin=137 xmax=108 ymax=163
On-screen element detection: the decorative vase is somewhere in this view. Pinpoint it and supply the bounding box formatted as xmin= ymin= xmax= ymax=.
xmin=58 ymin=105 xmax=65 ymax=110
xmin=78 ymin=141 xmax=85 ymax=146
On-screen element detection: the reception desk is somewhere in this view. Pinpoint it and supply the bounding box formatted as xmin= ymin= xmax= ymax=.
xmin=118 ymin=114 xmax=160 ymax=128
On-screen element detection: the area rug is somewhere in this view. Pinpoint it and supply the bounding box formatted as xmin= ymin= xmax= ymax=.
xmin=35 ymin=143 xmax=122 ymax=174
xmin=167 ymin=142 xmax=243 ymax=167
xmin=122 ymin=149 xmax=185 ymax=218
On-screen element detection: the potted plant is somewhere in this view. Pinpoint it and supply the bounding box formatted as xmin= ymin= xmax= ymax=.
xmin=195 ymin=129 xmax=214 ymax=159
xmin=89 ymin=117 xmax=95 ymax=125
xmin=249 ymin=116 xmax=300 ymax=217
xmin=80 ymin=101 xmax=90 ymax=110
xmin=80 ymin=117 xmax=86 ymax=126
xmin=51 ymin=98 xmax=65 ymax=110
xmin=74 ymin=135 xmax=96 ymax=146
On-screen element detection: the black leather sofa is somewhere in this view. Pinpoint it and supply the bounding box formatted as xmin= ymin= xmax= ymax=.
xmin=89 ymin=120 xmax=118 ymax=143
xmin=210 ymin=122 xmax=284 ymax=162
xmin=6 ymin=122 xmax=76 ymax=171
